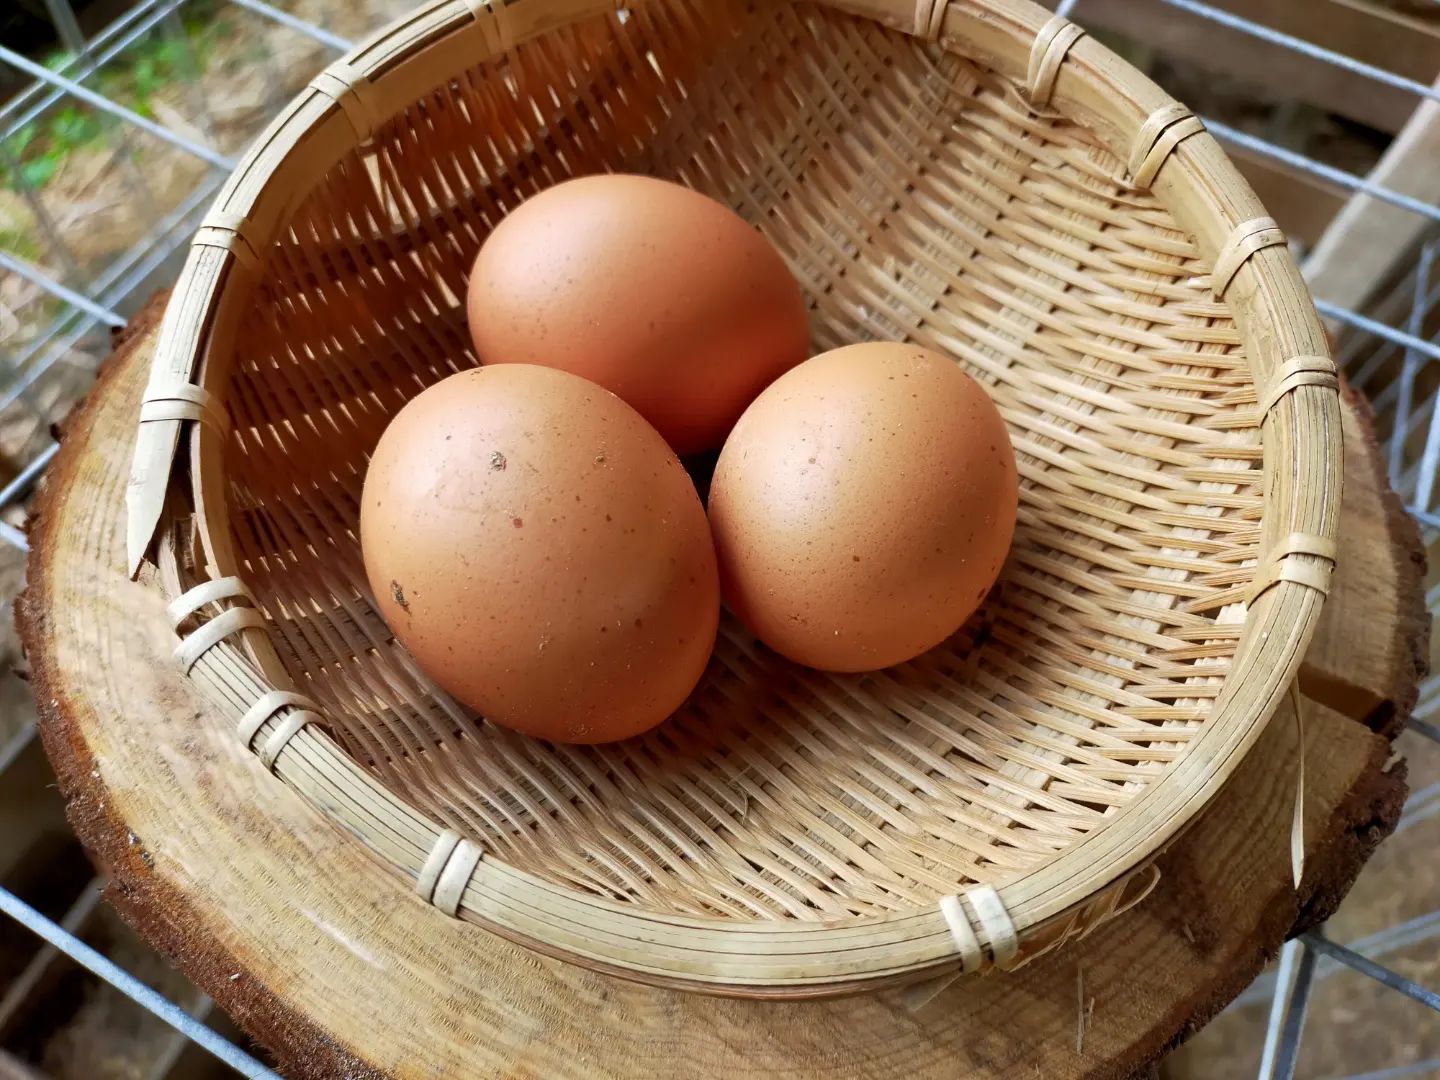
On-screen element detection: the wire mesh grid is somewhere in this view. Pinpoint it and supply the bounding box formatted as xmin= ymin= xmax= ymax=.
xmin=0 ymin=0 xmax=1437 ymax=1076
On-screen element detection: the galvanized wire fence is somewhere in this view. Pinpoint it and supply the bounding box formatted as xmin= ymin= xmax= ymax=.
xmin=0 ymin=1 xmax=1437 ymax=1076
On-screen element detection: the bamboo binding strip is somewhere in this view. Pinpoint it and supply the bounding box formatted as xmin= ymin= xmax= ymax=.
xmin=914 ymin=0 xmax=950 ymax=40
xmin=126 ymin=0 xmax=1342 ymax=996
xmin=192 ymin=210 xmax=262 ymax=274
xmin=419 ymin=831 xmax=485 ymax=917
xmin=1260 ymin=355 xmax=1339 ymax=417
xmin=139 ymin=384 xmax=228 ymax=436
xmin=1213 ymin=216 xmax=1289 ymax=299
xmin=1026 ymin=15 xmax=1084 ymax=107
xmin=1129 ymin=103 xmax=1206 ymax=189
xmin=940 ymin=886 xmax=1019 ymax=974
xmin=1248 ymin=533 xmax=1339 ymax=608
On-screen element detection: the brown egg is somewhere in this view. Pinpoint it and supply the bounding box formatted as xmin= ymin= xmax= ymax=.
xmin=708 ymin=342 xmax=1017 ymax=672
xmin=360 ymin=365 xmax=719 ymax=743
xmin=467 ymin=174 xmax=810 ymax=455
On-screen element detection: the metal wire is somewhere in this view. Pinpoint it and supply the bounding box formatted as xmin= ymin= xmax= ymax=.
xmin=0 ymin=168 xmax=227 ymax=431
xmin=0 ymin=41 xmax=235 ymax=169
xmin=41 ymin=0 xmax=88 ymax=53
xmin=1388 ymin=241 xmax=1436 ymax=483
xmin=0 ymin=445 xmax=60 ymax=510
xmin=1157 ymin=0 xmax=1440 ymax=108
xmin=0 ymin=3 xmax=332 ymax=1069
xmin=0 ymin=0 xmax=175 ymax=143
xmin=1270 ymin=942 xmax=1319 ymax=1080
xmin=0 ymin=523 xmax=29 ymax=553
xmin=1259 ymin=940 xmax=1305 ymax=1080
xmin=0 ymin=884 xmax=278 ymax=1078
xmin=2 ymin=141 xmax=83 ymax=281
xmin=0 ymin=251 xmax=126 ymax=328
xmin=1235 ymin=874 xmax=1440 ymax=1012
xmin=226 ymin=0 xmax=354 ymax=51
xmin=1203 ymin=119 xmax=1440 ymax=228
xmin=1299 ymin=933 xmax=1440 ymax=1014
xmin=1316 ymin=299 xmax=1440 ymax=365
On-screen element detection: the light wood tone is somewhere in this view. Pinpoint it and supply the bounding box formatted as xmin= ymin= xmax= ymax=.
xmin=1304 ymin=76 xmax=1440 ymax=314
xmin=125 ymin=0 xmax=1343 ymax=993
xmin=23 ymin=309 xmax=1415 ymax=1077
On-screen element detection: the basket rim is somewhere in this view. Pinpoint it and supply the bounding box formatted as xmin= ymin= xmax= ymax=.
xmin=125 ymin=0 xmax=1343 ymax=996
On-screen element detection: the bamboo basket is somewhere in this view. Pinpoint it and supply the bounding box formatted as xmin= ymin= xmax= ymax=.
xmin=125 ymin=0 xmax=1343 ymax=997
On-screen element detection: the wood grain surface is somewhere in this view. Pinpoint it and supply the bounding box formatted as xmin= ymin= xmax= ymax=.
xmin=18 ymin=301 xmax=1422 ymax=1078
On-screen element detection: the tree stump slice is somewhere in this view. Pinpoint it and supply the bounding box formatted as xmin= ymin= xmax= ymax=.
xmin=17 ymin=299 xmax=1425 ymax=1079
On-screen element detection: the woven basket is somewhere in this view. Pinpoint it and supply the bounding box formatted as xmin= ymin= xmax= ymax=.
xmin=126 ymin=0 xmax=1342 ymax=997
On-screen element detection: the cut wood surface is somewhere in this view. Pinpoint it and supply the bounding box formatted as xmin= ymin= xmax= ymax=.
xmin=18 ymin=301 xmax=1423 ymax=1077
xmin=1303 ymin=387 xmax=1430 ymax=735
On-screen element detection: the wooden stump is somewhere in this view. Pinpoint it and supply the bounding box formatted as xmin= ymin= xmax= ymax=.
xmin=17 ymin=299 xmax=1426 ymax=1079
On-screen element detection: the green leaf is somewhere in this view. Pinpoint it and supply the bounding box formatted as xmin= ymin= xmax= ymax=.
xmin=49 ymin=106 xmax=101 ymax=150
xmin=154 ymin=39 xmax=187 ymax=72
xmin=134 ymin=56 xmax=159 ymax=94
xmin=6 ymin=123 xmax=38 ymax=157
xmin=20 ymin=157 xmax=57 ymax=187
xmin=0 ymin=227 xmax=43 ymax=262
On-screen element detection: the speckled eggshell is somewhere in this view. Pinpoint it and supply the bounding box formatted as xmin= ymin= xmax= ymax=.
xmin=466 ymin=174 xmax=811 ymax=455
xmin=708 ymin=342 xmax=1017 ymax=672
xmin=360 ymin=365 xmax=719 ymax=744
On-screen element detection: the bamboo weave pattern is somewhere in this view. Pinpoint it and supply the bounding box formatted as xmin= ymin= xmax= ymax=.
xmin=213 ymin=1 xmax=1269 ymax=921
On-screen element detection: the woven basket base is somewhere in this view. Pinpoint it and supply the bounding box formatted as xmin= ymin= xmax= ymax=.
xmin=215 ymin=1 xmax=1266 ymax=925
